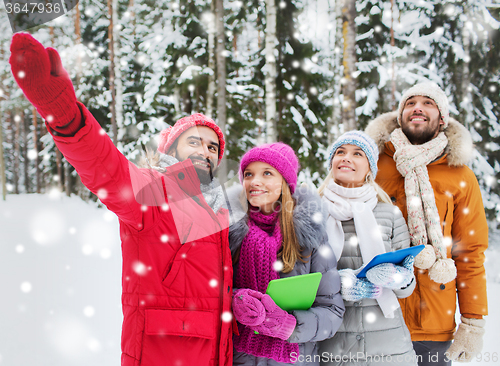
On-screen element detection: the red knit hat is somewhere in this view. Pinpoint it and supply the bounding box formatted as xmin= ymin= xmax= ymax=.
xmin=157 ymin=113 xmax=225 ymax=163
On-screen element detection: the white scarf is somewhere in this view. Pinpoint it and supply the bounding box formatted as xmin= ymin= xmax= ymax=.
xmin=322 ymin=180 xmax=400 ymax=318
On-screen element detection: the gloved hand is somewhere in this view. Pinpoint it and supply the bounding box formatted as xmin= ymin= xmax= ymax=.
xmin=446 ymin=316 xmax=485 ymax=362
xmin=249 ymin=291 xmax=296 ymax=341
xmin=366 ymin=255 xmax=415 ymax=290
xmin=339 ymin=268 xmax=382 ymax=301
xmin=232 ymin=288 xmax=266 ymax=327
xmin=233 ymin=288 xmax=296 ymax=340
xmin=9 ymin=33 xmax=79 ymax=128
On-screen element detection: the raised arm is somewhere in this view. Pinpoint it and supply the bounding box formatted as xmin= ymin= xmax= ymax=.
xmin=9 ymin=33 xmax=164 ymax=229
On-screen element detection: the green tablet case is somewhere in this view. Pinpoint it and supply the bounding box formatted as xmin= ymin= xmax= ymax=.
xmin=265 ymin=272 xmax=323 ymax=311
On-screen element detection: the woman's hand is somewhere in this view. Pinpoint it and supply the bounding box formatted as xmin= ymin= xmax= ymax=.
xmin=366 ymin=255 xmax=415 ymax=289
xmin=232 ymin=288 xmax=297 ymax=340
xmin=339 ymin=268 xmax=383 ymax=301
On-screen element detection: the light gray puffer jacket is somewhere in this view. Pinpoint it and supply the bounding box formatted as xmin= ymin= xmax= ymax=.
xmin=228 ymin=186 xmax=345 ymax=366
xmin=319 ymin=202 xmax=418 ymax=366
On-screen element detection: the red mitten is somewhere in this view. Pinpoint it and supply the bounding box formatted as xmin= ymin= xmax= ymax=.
xmin=9 ymin=33 xmax=79 ymax=130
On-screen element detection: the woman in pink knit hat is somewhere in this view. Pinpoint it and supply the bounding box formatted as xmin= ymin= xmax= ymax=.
xmin=228 ymin=142 xmax=345 ymax=366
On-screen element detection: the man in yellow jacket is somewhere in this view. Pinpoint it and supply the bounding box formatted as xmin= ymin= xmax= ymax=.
xmin=366 ymin=82 xmax=488 ymax=366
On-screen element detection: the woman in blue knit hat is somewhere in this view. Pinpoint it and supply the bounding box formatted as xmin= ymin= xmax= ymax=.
xmin=228 ymin=142 xmax=345 ymax=366
xmin=318 ymin=131 xmax=418 ymax=366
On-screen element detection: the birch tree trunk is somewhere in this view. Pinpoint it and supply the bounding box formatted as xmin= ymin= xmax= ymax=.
xmin=216 ymin=0 xmax=227 ymax=182
xmin=49 ymin=26 xmax=64 ymax=191
xmin=206 ymin=0 xmax=216 ymax=118
xmin=341 ymin=0 xmax=357 ymax=131
xmin=329 ymin=0 xmax=343 ymax=145
xmin=21 ymin=111 xmax=30 ymax=193
xmin=75 ymin=3 xmax=82 ymax=86
xmin=56 ymin=148 xmax=64 ymax=192
xmin=461 ymin=7 xmax=472 ymax=131
xmin=108 ymin=0 xmax=117 ymax=145
xmin=113 ymin=0 xmax=123 ymax=146
xmin=13 ymin=112 xmax=20 ymax=194
xmin=0 ymin=45 xmax=8 ymax=200
xmin=0 ymin=108 xmax=7 ymax=200
xmin=32 ymin=107 xmax=41 ymax=193
xmin=390 ymin=0 xmax=396 ymax=110
xmin=265 ymin=0 xmax=277 ymax=143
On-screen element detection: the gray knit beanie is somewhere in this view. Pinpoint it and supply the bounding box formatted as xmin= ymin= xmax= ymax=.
xmin=397 ymin=82 xmax=450 ymax=128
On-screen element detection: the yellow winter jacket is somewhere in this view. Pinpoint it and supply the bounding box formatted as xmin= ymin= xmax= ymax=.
xmin=366 ymin=112 xmax=488 ymax=341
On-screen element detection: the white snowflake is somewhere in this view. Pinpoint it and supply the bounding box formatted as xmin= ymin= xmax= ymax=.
xmin=273 ymin=260 xmax=284 ymax=272
xmin=82 ymin=244 xmax=93 ymax=255
xmin=97 ymin=188 xmax=108 ymax=200
xmin=132 ymin=261 xmax=147 ymax=276
xmin=100 ymin=248 xmax=112 ymax=259
xmin=318 ymin=245 xmax=333 ymax=259
xmin=443 ymin=237 xmax=452 ymax=247
xmin=410 ymin=197 xmax=421 ymax=207
xmin=87 ymin=338 xmax=101 ymax=352
xmin=83 ymin=306 xmax=95 ymax=318
xmin=365 ymin=312 xmax=376 ymax=323
xmin=312 ymin=212 xmax=323 ymax=224
xmin=221 ymin=311 xmax=233 ymax=323
xmin=20 ymin=282 xmax=32 ymax=293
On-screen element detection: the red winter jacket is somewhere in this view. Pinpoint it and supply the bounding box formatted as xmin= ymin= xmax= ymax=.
xmin=49 ymin=102 xmax=234 ymax=366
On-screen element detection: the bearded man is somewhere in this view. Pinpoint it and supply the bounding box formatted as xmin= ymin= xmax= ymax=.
xmin=366 ymin=82 xmax=488 ymax=366
xmin=10 ymin=33 xmax=234 ymax=366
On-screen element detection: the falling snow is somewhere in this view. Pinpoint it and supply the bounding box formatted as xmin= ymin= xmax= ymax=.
xmin=1 ymin=191 xmax=500 ymax=366
xmin=0 ymin=194 xmax=122 ymax=366
xmin=273 ymin=260 xmax=284 ymax=272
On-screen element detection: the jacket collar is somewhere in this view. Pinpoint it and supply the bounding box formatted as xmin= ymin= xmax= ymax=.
xmin=382 ymin=141 xmax=448 ymax=166
xmin=365 ymin=111 xmax=474 ymax=167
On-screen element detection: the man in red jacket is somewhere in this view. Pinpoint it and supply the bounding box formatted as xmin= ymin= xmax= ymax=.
xmin=10 ymin=33 xmax=234 ymax=366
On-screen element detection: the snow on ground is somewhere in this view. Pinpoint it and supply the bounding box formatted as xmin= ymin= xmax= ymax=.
xmin=0 ymin=193 xmax=499 ymax=365
xmin=0 ymin=192 xmax=121 ymax=366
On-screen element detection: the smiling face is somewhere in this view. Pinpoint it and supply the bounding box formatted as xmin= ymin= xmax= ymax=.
xmin=401 ymin=95 xmax=444 ymax=145
xmin=242 ymin=161 xmax=284 ymax=214
xmin=331 ymin=144 xmax=370 ymax=188
xmin=169 ymin=126 xmax=220 ymax=184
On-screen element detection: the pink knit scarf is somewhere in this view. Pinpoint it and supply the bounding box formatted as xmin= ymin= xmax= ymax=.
xmin=234 ymin=209 xmax=299 ymax=363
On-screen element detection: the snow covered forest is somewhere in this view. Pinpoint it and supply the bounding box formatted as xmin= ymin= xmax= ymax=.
xmin=0 ymin=0 xmax=500 ymax=238
xmin=1 ymin=2 xmax=500 ymax=365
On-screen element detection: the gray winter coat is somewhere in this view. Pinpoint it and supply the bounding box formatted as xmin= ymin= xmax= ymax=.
xmin=228 ymin=186 xmax=345 ymax=366
xmin=319 ymin=203 xmax=418 ymax=366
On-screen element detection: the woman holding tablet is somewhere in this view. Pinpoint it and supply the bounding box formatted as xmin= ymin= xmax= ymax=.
xmin=318 ymin=131 xmax=417 ymax=366
xmin=229 ymin=143 xmax=345 ymax=365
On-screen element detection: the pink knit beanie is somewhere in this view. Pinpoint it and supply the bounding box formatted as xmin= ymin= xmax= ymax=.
xmin=157 ymin=113 xmax=225 ymax=163
xmin=239 ymin=143 xmax=299 ymax=194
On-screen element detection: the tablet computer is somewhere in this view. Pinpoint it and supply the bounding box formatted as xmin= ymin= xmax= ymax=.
xmin=356 ymin=245 xmax=425 ymax=278
xmin=265 ymin=272 xmax=323 ymax=311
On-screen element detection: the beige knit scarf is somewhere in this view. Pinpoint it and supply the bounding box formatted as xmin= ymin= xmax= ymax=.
xmin=390 ymin=128 xmax=457 ymax=284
